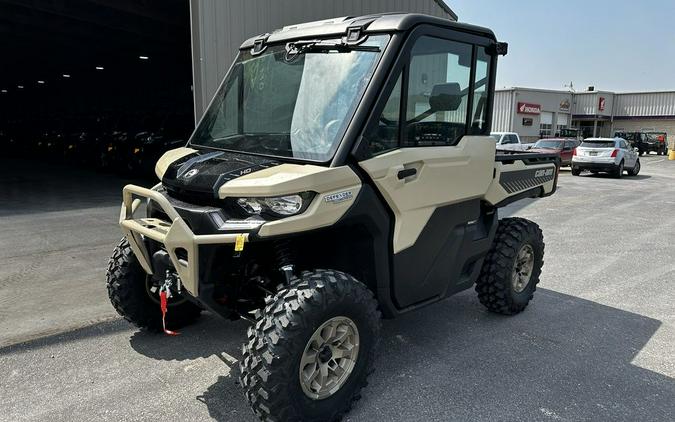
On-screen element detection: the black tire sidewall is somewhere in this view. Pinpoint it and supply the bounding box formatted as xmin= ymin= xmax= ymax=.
xmin=289 ymin=296 xmax=378 ymax=419
xmin=240 ymin=270 xmax=381 ymax=422
xmin=475 ymin=218 xmax=544 ymax=315
xmin=106 ymin=238 xmax=200 ymax=331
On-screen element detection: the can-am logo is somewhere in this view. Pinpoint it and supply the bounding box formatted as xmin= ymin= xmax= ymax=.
xmin=517 ymin=102 xmax=541 ymax=115
xmin=183 ymin=169 xmax=199 ymax=179
xmin=534 ymin=168 xmax=554 ymax=178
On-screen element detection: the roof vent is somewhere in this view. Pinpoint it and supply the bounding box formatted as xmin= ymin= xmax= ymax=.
xmin=587 ymin=86 xmax=595 ymax=92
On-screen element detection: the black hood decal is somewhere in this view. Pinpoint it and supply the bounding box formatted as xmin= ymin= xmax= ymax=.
xmin=162 ymin=149 xmax=280 ymax=196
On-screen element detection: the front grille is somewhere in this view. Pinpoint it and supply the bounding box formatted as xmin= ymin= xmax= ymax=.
xmin=163 ymin=185 xmax=222 ymax=207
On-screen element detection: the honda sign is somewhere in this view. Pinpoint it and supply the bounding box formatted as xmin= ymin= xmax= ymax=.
xmin=517 ymin=102 xmax=541 ymax=115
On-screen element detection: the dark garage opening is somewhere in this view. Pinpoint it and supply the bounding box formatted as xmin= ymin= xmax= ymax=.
xmin=0 ymin=0 xmax=193 ymax=177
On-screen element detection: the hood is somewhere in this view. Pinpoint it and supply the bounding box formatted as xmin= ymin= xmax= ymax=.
xmin=160 ymin=148 xmax=280 ymax=196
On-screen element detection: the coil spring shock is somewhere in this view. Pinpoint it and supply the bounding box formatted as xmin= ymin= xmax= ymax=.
xmin=273 ymin=239 xmax=295 ymax=284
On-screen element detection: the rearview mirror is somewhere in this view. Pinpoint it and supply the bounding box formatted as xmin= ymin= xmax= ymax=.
xmin=428 ymin=83 xmax=462 ymax=112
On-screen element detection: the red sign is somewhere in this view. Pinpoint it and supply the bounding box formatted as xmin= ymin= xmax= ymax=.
xmin=517 ymin=102 xmax=541 ymax=115
xmin=598 ymin=97 xmax=606 ymax=111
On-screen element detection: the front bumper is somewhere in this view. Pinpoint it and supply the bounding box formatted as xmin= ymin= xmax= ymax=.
xmin=119 ymin=184 xmax=247 ymax=296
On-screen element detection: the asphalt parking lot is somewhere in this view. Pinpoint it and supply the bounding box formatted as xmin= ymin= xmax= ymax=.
xmin=1 ymin=156 xmax=674 ymax=422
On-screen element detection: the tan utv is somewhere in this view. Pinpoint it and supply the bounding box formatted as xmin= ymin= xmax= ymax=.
xmin=106 ymin=13 xmax=559 ymax=422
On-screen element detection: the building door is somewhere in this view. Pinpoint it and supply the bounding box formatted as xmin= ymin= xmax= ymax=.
xmin=556 ymin=113 xmax=569 ymax=136
xmin=540 ymin=112 xmax=553 ymax=137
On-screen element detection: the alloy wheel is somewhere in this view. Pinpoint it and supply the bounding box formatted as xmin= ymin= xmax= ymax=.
xmin=299 ymin=316 xmax=360 ymax=400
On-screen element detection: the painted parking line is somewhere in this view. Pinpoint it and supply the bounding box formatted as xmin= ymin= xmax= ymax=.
xmin=644 ymin=158 xmax=666 ymax=165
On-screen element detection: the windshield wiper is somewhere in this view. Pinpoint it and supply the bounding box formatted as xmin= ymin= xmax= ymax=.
xmin=285 ymin=39 xmax=380 ymax=59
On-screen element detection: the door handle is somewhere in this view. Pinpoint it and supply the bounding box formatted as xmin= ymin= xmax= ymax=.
xmin=397 ymin=168 xmax=417 ymax=180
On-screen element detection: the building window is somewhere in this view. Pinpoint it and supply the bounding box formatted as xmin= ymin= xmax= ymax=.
xmin=540 ymin=111 xmax=553 ymax=137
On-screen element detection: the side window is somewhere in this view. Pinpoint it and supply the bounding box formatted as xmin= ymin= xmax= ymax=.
xmin=620 ymin=140 xmax=628 ymax=149
xmin=403 ymin=36 xmax=472 ymax=147
xmin=470 ymin=47 xmax=491 ymax=134
xmin=363 ymin=73 xmax=402 ymax=156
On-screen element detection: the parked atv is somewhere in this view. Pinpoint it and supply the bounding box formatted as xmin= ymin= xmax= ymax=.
xmin=106 ymin=13 xmax=559 ymax=421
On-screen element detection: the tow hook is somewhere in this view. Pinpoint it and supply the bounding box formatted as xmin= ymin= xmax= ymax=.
xmin=158 ymin=271 xmax=180 ymax=336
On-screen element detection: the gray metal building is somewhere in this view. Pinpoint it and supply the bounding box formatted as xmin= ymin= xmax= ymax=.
xmin=493 ymin=88 xmax=574 ymax=143
xmin=188 ymin=0 xmax=456 ymax=119
xmin=493 ymin=87 xmax=675 ymax=147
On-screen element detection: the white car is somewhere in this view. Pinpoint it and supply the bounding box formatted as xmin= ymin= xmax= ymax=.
xmin=571 ymin=137 xmax=640 ymax=178
xmin=490 ymin=132 xmax=527 ymax=151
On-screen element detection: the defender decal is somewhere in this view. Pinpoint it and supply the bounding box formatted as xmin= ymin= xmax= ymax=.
xmin=324 ymin=191 xmax=353 ymax=204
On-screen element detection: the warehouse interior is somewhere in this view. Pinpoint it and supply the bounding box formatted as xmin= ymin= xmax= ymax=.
xmin=0 ymin=0 xmax=193 ymax=175
xmin=1 ymin=0 xmax=456 ymax=178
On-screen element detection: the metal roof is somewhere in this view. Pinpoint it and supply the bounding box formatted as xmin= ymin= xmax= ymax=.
xmin=431 ymin=0 xmax=458 ymax=20
xmin=240 ymin=13 xmax=496 ymax=49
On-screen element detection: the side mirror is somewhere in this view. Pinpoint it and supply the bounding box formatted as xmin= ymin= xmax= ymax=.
xmin=634 ymin=147 xmax=640 ymax=152
xmin=428 ymin=83 xmax=462 ymax=112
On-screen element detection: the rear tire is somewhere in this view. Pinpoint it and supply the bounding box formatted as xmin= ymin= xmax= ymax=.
xmin=240 ymin=270 xmax=381 ymax=422
xmin=475 ymin=218 xmax=544 ymax=315
xmin=613 ymin=161 xmax=624 ymax=178
xmin=571 ymin=166 xmax=581 ymax=176
xmin=627 ymin=159 xmax=640 ymax=176
xmin=106 ymin=238 xmax=201 ymax=332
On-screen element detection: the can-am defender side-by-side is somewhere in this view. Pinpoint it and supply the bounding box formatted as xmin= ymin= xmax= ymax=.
xmin=106 ymin=14 xmax=559 ymax=422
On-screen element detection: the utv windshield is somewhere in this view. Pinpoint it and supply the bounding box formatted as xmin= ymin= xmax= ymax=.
xmin=190 ymin=35 xmax=390 ymax=162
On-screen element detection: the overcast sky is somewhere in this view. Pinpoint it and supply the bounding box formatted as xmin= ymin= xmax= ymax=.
xmin=447 ymin=0 xmax=675 ymax=92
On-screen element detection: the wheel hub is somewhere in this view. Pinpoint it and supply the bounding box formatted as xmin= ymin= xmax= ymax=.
xmin=299 ymin=316 xmax=360 ymax=400
xmin=318 ymin=345 xmax=333 ymax=363
xmin=512 ymin=244 xmax=534 ymax=293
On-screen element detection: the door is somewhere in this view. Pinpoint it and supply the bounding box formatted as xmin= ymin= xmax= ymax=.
xmin=561 ymin=140 xmax=574 ymax=164
xmin=359 ymin=32 xmax=496 ymax=308
xmin=620 ymin=140 xmax=637 ymax=167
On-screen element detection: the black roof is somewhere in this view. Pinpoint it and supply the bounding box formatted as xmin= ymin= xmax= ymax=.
xmin=240 ymin=13 xmax=496 ymax=50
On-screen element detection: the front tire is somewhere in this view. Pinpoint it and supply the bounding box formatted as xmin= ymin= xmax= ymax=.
xmin=475 ymin=218 xmax=544 ymax=315
xmin=240 ymin=270 xmax=381 ymax=422
xmin=106 ymin=238 xmax=201 ymax=331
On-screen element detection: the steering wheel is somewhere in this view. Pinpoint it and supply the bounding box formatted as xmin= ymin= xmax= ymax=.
xmin=323 ymin=119 xmax=341 ymax=143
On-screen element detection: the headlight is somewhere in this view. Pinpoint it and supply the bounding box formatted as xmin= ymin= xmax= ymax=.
xmin=236 ymin=193 xmax=312 ymax=217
